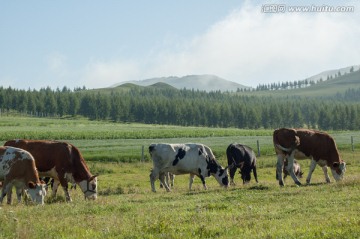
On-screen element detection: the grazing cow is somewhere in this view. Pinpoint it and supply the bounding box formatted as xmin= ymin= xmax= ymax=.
xmin=283 ymin=159 xmax=303 ymax=180
xmin=4 ymin=140 xmax=97 ymax=201
xmin=149 ymin=143 xmax=229 ymax=192
xmin=276 ymin=158 xmax=303 ymax=181
xmin=273 ymin=128 xmax=346 ymax=186
xmin=0 ymin=146 xmax=47 ymax=205
xmin=226 ymin=143 xmax=258 ymax=185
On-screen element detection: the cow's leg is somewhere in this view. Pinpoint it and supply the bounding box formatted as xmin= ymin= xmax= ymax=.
xmin=169 ymin=173 xmax=175 ymax=187
xmin=58 ymin=174 xmax=71 ymax=202
xmin=306 ymin=159 xmax=317 ymax=184
xmin=198 ymin=169 xmax=208 ymax=190
xmin=0 ymin=188 xmax=6 ymax=204
xmin=159 ymin=172 xmax=170 ymax=192
xmin=241 ymin=169 xmax=247 ymax=184
xmin=287 ymin=152 xmax=301 ymax=186
xmin=276 ymin=154 xmax=285 ymax=186
xmin=159 ymin=172 xmax=168 ymax=188
xmin=62 ymin=185 xmax=71 ymax=202
xmin=189 ymin=174 xmax=196 ymax=190
xmin=229 ymin=165 xmax=237 ymax=186
xmin=322 ymin=166 xmax=331 ymax=183
xmin=253 ymin=165 xmax=258 ymax=183
xmin=51 ymin=180 xmax=60 ymax=197
xmin=1 ymin=182 xmax=12 ymax=204
xmin=6 ymin=184 xmax=13 ymax=204
xmin=15 ymin=186 xmax=23 ymax=203
xmin=149 ymin=169 xmax=159 ymax=192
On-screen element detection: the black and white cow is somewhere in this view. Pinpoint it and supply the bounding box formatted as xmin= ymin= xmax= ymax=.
xmin=226 ymin=143 xmax=258 ymax=185
xmin=149 ymin=143 xmax=229 ymax=192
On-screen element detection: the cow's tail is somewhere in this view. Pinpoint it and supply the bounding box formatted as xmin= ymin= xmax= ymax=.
xmin=275 ymin=144 xmax=292 ymax=152
xmin=273 ymin=128 xmax=300 ymax=153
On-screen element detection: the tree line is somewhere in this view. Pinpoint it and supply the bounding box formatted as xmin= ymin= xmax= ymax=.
xmin=254 ymin=67 xmax=359 ymax=91
xmin=0 ymin=86 xmax=359 ymax=130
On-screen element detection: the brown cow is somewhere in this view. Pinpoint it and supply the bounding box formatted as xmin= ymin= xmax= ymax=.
xmin=273 ymin=128 xmax=346 ymax=186
xmin=4 ymin=140 xmax=97 ymax=201
xmin=0 ymin=146 xmax=47 ymax=205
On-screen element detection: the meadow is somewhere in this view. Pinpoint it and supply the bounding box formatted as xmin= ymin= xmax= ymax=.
xmin=0 ymin=116 xmax=359 ymax=239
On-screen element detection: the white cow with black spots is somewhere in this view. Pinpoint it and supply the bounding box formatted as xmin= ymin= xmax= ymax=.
xmin=149 ymin=143 xmax=229 ymax=192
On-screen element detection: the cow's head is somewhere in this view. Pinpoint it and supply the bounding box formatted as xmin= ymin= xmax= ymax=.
xmin=78 ymin=175 xmax=98 ymax=200
xmin=208 ymin=159 xmax=229 ymax=187
xmin=26 ymin=181 xmax=47 ymax=205
xmin=240 ymin=170 xmax=251 ymax=184
xmin=331 ymin=161 xmax=346 ymax=181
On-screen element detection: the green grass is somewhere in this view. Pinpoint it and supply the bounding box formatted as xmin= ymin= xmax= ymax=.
xmin=0 ymin=117 xmax=360 ymax=238
xmin=1 ymin=116 xmax=359 ymax=162
xmin=1 ymin=155 xmax=359 ymax=239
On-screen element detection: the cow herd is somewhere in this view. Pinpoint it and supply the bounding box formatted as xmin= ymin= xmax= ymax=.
xmin=0 ymin=128 xmax=347 ymax=205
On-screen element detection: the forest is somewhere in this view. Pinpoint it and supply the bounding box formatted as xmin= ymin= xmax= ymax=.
xmin=0 ymin=85 xmax=359 ymax=130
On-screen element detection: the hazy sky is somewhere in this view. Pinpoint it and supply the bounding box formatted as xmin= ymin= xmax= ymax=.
xmin=1 ymin=0 xmax=359 ymax=90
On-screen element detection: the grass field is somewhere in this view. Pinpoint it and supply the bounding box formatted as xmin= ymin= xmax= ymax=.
xmin=0 ymin=116 xmax=360 ymax=238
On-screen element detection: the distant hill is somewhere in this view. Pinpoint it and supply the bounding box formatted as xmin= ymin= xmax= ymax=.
xmin=112 ymin=75 xmax=250 ymax=92
xmin=249 ymin=68 xmax=360 ymax=97
xmin=304 ymin=65 xmax=360 ymax=83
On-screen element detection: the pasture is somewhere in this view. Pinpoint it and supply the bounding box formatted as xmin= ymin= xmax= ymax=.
xmin=0 ymin=117 xmax=360 ymax=239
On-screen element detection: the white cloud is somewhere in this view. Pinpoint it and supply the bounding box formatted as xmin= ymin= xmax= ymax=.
xmin=80 ymin=1 xmax=360 ymax=88
xmin=82 ymin=59 xmax=141 ymax=88
xmin=142 ymin=1 xmax=360 ymax=87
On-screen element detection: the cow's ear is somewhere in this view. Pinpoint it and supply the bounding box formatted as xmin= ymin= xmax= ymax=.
xmin=89 ymin=175 xmax=98 ymax=181
xmin=333 ymin=162 xmax=339 ymax=168
xmin=28 ymin=181 xmax=36 ymax=189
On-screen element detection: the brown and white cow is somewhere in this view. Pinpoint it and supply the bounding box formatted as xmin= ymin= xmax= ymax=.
xmin=273 ymin=128 xmax=346 ymax=186
xmin=0 ymin=146 xmax=47 ymax=205
xmin=4 ymin=140 xmax=97 ymax=201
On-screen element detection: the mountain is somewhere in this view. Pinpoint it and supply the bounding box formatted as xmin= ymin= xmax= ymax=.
xmin=304 ymin=65 xmax=360 ymax=83
xmin=112 ymin=75 xmax=250 ymax=92
xmin=249 ymin=68 xmax=360 ymax=97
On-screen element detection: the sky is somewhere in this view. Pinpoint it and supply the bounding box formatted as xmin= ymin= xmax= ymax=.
xmin=1 ymin=0 xmax=359 ymax=90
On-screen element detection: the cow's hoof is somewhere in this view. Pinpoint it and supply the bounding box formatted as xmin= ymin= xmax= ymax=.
xmin=295 ymin=182 xmax=302 ymax=186
xmin=279 ymin=181 xmax=284 ymax=187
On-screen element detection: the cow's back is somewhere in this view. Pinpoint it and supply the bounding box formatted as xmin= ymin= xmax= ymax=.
xmin=0 ymin=146 xmax=40 ymax=182
xmin=295 ymin=129 xmax=340 ymax=161
xmin=149 ymin=143 xmax=207 ymax=173
xmin=227 ymin=143 xmax=255 ymax=165
xmin=5 ymin=140 xmax=71 ymax=173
